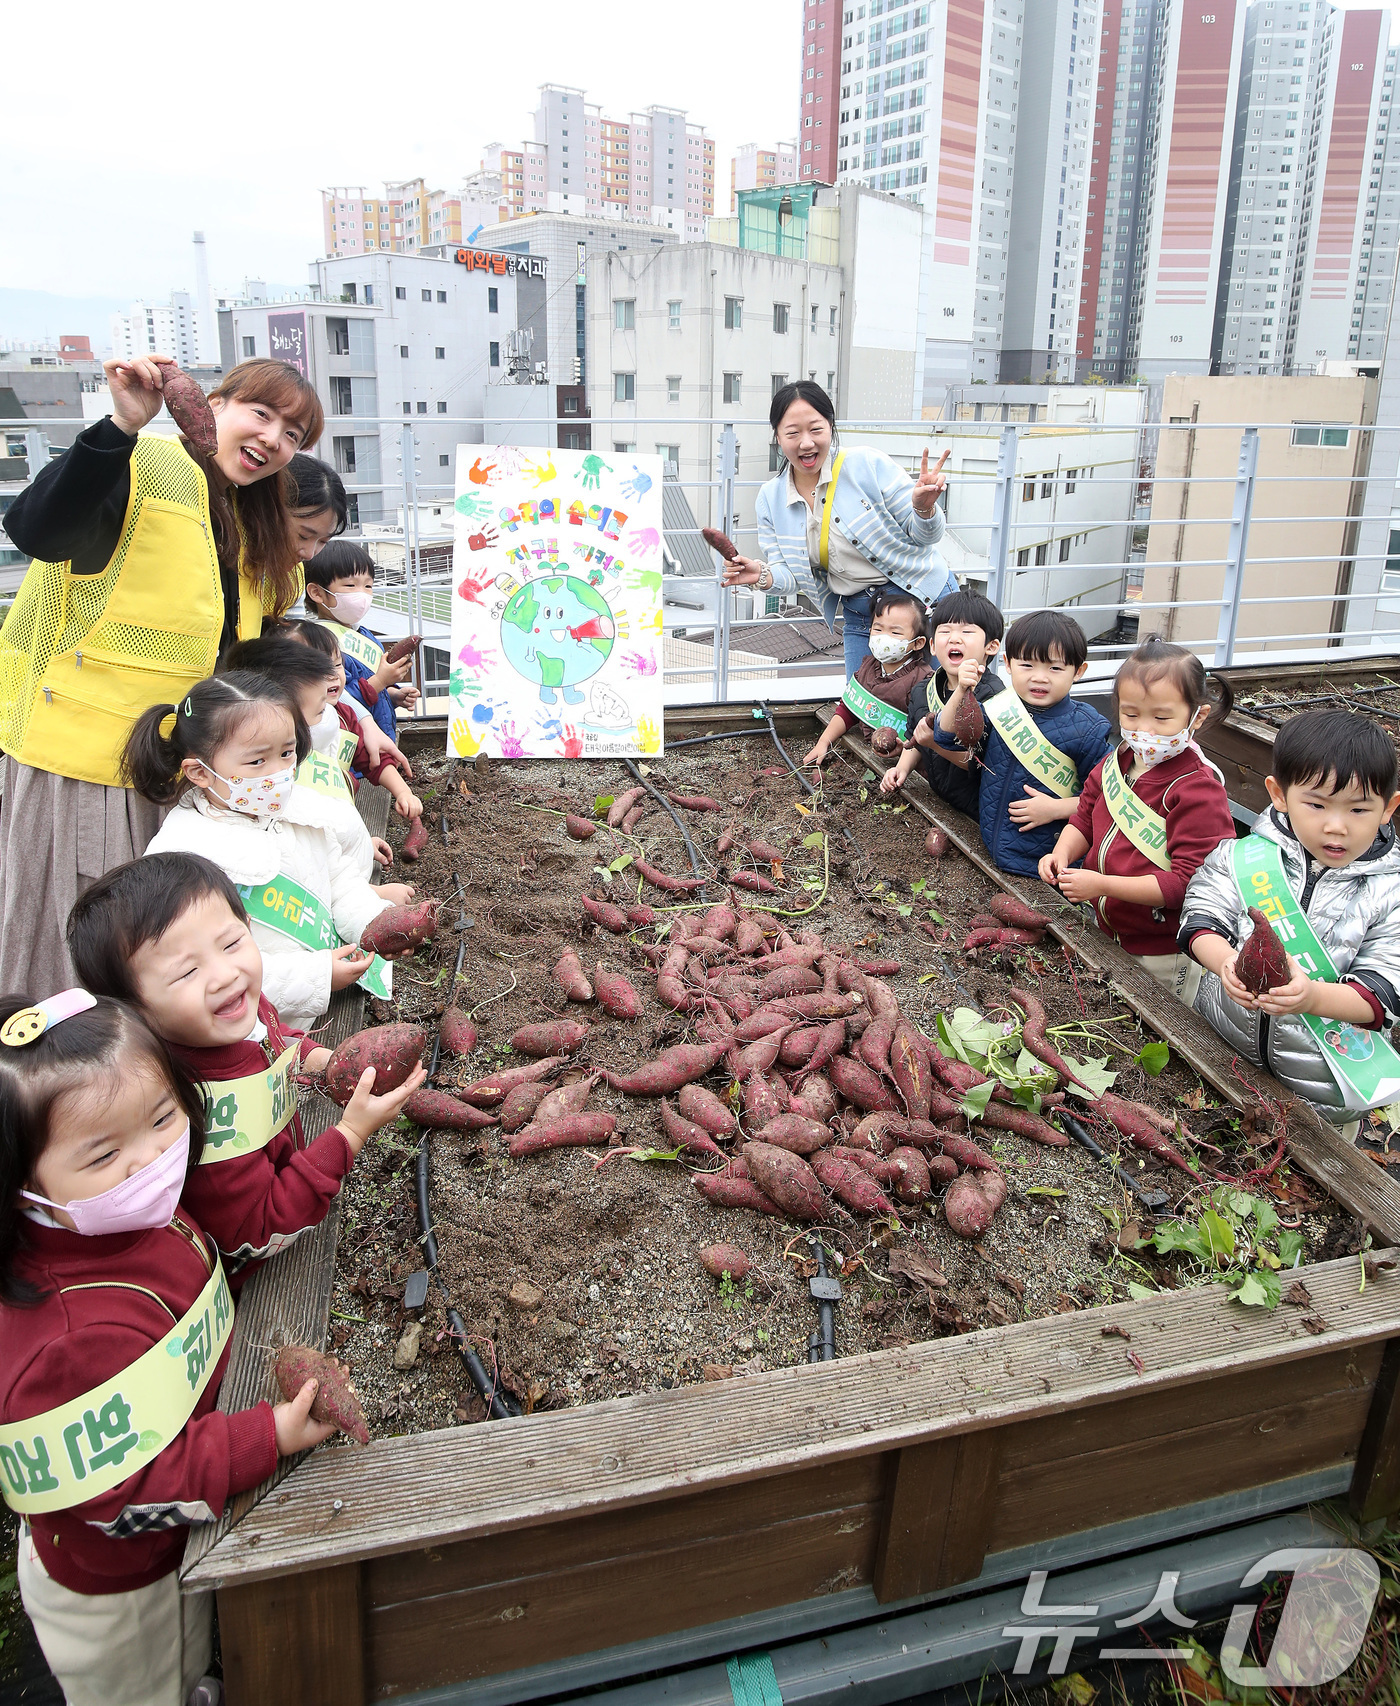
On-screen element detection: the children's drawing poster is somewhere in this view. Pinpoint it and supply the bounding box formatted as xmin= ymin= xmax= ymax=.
xmin=448 ymin=446 xmax=665 ymax=759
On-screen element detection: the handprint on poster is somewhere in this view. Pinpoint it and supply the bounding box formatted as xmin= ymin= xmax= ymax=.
xmin=448 ymin=446 xmax=665 ymax=758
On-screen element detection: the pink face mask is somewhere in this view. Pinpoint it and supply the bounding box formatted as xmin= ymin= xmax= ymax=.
xmin=23 ymin=1122 xmax=191 ymax=1237
xmin=328 ymin=588 xmax=374 ymax=627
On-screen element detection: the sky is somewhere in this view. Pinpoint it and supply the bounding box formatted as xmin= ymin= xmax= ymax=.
xmin=3 ymin=0 xmax=802 ymax=335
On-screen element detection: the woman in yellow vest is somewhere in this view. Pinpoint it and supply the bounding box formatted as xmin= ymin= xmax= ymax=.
xmin=0 ymin=355 xmax=323 ymax=1000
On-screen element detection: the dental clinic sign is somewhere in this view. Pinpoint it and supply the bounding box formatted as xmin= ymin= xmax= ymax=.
xmin=454 ymin=249 xmax=547 ymax=279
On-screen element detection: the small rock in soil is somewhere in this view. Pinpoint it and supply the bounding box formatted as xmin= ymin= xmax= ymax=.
xmin=393 ymin=1321 xmax=423 ymax=1370
xmin=508 ymin=1280 xmax=545 ymax=1311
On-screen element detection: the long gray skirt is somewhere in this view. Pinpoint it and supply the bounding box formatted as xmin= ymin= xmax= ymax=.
xmin=0 ymin=757 xmax=166 ymax=1000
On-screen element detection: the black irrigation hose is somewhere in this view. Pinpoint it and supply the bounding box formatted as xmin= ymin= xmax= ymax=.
xmin=412 ymin=883 xmax=519 ymax=1419
xmin=665 ymin=727 xmax=773 ymax=750
xmin=1057 ymin=1110 xmax=1169 ymax=1214
xmin=623 ymin=757 xmax=707 ymax=881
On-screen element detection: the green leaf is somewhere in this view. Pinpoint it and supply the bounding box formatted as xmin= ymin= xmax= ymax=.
xmin=910 ymin=878 xmax=927 ymax=895
xmin=1025 ymin=1186 xmax=1066 ymax=1198
xmin=1134 ymin=1041 xmax=1170 ymax=1077
xmin=1154 ymin=1221 xmax=1214 ymax=1264
xmin=802 ymin=831 xmax=825 ymax=848
xmin=1064 ymin=1055 xmax=1117 ymax=1101
xmin=1229 ymin=1269 xmax=1281 ymax=1310
xmin=959 ymin=1082 xmax=996 ymax=1121
xmin=863 ymin=769 xmax=877 ymax=783
xmin=897 ymin=904 xmax=913 ymax=917
xmin=926 ymin=909 xmax=945 ymax=924
xmin=919 ymin=972 xmax=941 ymax=985
xmin=1127 ymin=1281 xmax=1159 ymax=1300
xmin=1277 ymin=1229 xmax=1306 ymax=1268
xmin=608 ymin=854 xmax=634 ymax=874
xmin=1198 ymin=1209 xmax=1237 ymax=1265
xmin=947 ymin=1006 xmax=1002 ymax=1060
xmin=936 ymin=1012 xmax=970 ymax=1064
xmin=859 ymin=787 xmax=869 ymax=804
xmin=594 ymin=794 xmax=615 ymax=818
xmin=1252 ymin=1198 xmax=1279 ymax=1240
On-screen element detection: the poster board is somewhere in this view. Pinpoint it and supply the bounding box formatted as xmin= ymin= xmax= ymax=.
xmin=448 ymin=446 xmax=665 ymax=759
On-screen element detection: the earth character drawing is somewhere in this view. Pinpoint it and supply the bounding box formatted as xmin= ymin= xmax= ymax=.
xmin=500 ymin=574 xmax=616 ymax=705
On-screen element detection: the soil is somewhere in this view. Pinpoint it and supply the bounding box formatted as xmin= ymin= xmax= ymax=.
xmin=317 ymin=732 xmax=1356 ymax=1443
xmin=1235 ymin=671 xmax=1400 ymax=744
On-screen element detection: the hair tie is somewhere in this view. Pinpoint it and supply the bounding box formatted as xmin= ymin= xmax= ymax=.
xmin=183 ymin=697 xmax=194 ymax=717
xmin=0 ymin=989 xmax=97 ymax=1048
xmin=159 ymin=711 xmax=177 ymax=739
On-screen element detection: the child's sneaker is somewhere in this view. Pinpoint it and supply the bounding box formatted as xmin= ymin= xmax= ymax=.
xmin=187 ymin=1679 xmax=223 ymax=1706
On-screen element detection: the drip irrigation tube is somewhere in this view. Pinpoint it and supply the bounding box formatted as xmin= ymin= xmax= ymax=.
xmin=664 ymin=727 xmax=773 ymax=750
xmin=622 ymin=757 xmax=707 ymax=881
xmin=413 ymin=899 xmax=519 ymax=1419
xmin=1058 ymin=1109 xmax=1169 ymax=1213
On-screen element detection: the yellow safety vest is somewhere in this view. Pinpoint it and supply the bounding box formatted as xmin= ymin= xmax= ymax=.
xmin=0 ymin=436 xmax=298 ymax=787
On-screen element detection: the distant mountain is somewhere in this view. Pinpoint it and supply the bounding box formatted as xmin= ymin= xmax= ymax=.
xmin=0 ymin=287 xmax=131 ymax=349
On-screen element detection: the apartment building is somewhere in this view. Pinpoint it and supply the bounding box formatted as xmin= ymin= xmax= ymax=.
xmin=731 ymin=143 xmax=800 ymax=212
xmin=110 ymin=290 xmax=216 ymax=368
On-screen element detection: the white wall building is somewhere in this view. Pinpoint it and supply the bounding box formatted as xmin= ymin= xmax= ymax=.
xmin=110 ymin=290 xmax=215 ymax=368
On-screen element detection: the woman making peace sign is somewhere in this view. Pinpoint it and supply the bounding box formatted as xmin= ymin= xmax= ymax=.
xmin=722 ymin=381 xmax=956 ymax=674
xmin=0 ymin=355 xmax=323 ymax=997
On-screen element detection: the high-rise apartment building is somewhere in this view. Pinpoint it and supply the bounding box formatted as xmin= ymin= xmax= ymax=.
xmin=800 ymin=0 xmax=842 ymax=183
xmin=323 ymin=181 xmax=464 ymax=257
xmin=732 ymin=143 xmax=800 ymax=211
xmin=110 ymin=291 xmax=214 ymax=367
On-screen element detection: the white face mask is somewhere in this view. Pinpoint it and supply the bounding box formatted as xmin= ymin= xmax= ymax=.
xmin=207 ymin=764 xmax=297 ymax=817
xmin=327 ymin=588 xmax=373 ymax=627
xmin=1122 ymin=711 xmax=1204 ymax=769
xmin=869 ymin=633 xmax=913 ymax=666
xmin=309 ymin=704 xmax=339 ymax=754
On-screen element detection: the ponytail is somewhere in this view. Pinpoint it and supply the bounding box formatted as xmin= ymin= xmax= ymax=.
xmin=120 ymin=671 xmax=308 ymax=805
xmin=1114 ymin=634 xmax=1235 ymax=733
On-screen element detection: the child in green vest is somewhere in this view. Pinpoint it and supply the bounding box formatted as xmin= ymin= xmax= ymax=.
xmin=803 ymin=590 xmax=933 ymax=767
xmin=1182 ymin=709 xmax=1400 ymax=1137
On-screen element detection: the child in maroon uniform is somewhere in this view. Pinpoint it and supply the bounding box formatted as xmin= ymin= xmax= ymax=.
xmin=1038 ymin=636 xmax=1236 ymax=1003
xmin=803 ymin=589 xmax=933 ymax=765
xmin=0 ymin=991 xmax=335 ymax=1706
xmin=66 ymin=853 xmax=424 ymax=1286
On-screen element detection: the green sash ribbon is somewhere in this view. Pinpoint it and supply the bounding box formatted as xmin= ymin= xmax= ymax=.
xmin=1231 ymin=834 xmax=1400 ymax=1110
xmin=1100 ymin=749 xmax=1171 ymax=871
xmin=0 ymin=1258 xmax=232 ymax=1514
xmin=238 ymin=877 xmax=392 ymax=1001
xmin=840 ymin=677 xmax=908 ymax=739
xmin=984 ymin=689 xmax=1078 ymax=798
xmin=295 ymin=749 xmax=353 ymax=803
xmin=198 ymin=1043 xmax=299 ymax=1164
xmin=324 ymin=619 xmax=384 ymax=672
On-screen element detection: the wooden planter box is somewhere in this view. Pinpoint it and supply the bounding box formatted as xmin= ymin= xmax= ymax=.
xmin=182 ymin=711 xmax=1400 ymax=1706
xmin=1196 ymin=655 xmax=1400 ymax=816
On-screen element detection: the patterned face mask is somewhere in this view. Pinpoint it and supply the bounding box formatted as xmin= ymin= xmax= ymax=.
xmin=869 ymin=633 xmax=912 ymax=666
xmin=206 ymin=764 xmax=297 ymax=817
xmin=1122 ymin=709 xmax=1205 ymax=769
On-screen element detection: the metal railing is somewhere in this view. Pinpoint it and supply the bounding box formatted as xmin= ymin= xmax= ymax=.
xmin=6 ymin=408 xmax=1400 ymax=708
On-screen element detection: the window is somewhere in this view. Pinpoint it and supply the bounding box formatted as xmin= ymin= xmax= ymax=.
xmin=489 ymin=342 xmax=500 ymax=367
xmin=1041 ymin=477 xmax=1053 ymax=499
xmin=435 ymin=346 xmax=445 ymax=359
xmin=417 ymin=401 xmax=428 ymax=414
xmin=1059 ymin=536 xmax=1071 ymax=562
xmin=363 ymin=285 xmax=373 ymax=304
xmin=667 ymin=375 xmax=681 ymax=403
xmin=725 ymin=295 xmax=743 ymax=329
xmin=241 ymin=336 xmax=256 ymax=357
xmin=1064 ymin=468 xmax=1077 ymax=493
xmin=1035 ymin=543 xmax=1049 ymax=566
xmin=1291 ymin=422 xmax=1350 ymax=447
xmin=330 ymin=377 xmax=354 ymax=414
xmin=668 ymin=299 xmax=682 ymax=328
xmin=422 ymin=288 xmax=432 ymax=302
xmin=615 ymin=299 xmax=636 ymax=329
xmin=613 ymin=440 xmax=636 ymax=453
xmin=332 ymin=436 xmax=357 ymax=474
xmin=400 ymin=344 xmax=409 ymax=358
xmin=488 ymin=287 xmax=498 ymax=313
xmin=346 ymin=493 xmax=359 ymax=527
xmin=774 ymin=302 xmax=790 ymax=334
xmin=437 ymin=401 xmax=448 ymax=413
xmin=772 ymin=373 xmax=788 ymax=397
xmin=657 ymin=443 xmax=680 ymax=474
xmin=1383 ymin=527 xmax=1400 ymax=594
xmin=827 ymin=371 xmax=835 ymax=391
xmin=1023 ymin=478 xmax=1037 ymax=502
xmin=1016 ymin=547 xmax=1031 ymax=566
xmin=564 ymin=431 xmax=583 ymax=450
xmin=440 ymin=454 xmax=450 ymax=466
xmin=614 ymin=371 xmax=635 ymax=401
xmin=395 ymin=286 xmax=407 ymax=300
xmin=402 ymin=402 xmax=412 ymax=415
xmin=829 ymin=307 xmax=838 ymax=335
xmin=723 ymin=371 xmax=742 ymax=403
xmin=437 ymin=290 xmax=447 ymax=303
xmin=563 ymin=396 xmax=580 ymax=415
xmin=811 ymin=304 xmax=819 ymax=331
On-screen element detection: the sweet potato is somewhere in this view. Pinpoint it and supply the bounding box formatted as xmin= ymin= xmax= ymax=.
xmin=730 ymin=1024 xmax=797 ymax=1082
xmin=1096 ymin=1091 xmax=1199 ymax=1174
xmin=693 ymin=1173 xmax=783 ymax=1216
xmin=273 ymin=1344 xmax=369 ymax=1445
xmin=964 ymin=928 xmax=1042 ymax=951
xmin=510 ymin=1020 xmax=590 ymax=1057
xmin=605 ymin=786 xmax=644 ymax=828
xmin=323 ymin=1023 xmax=426 ymax=1104
xmin=399 ymin=816 xmax=430 ymax=863
xmin=846 ymin=1112 xmax=898 ymax=1154
xmin=887 ymin=1146 xmax=933 ymax=1204
xmin=744 ymin=1142 xmax=826 ymax=1222
xmin=870 ymin=726 xmax=901 ymax=758
xmin=554 ymin=945 xmax=593 ymax=1003
xmin=730 ymin=1008 xmax=791 ymax=1042
xmin=635 ymin=859 xmax=706 ymax=894
xmin=857 ymin=1012 xmax=897 ymax=1077
xmin=925 ymin=826 xmax=949 ymax=859
xmin=701 ymin=525 xmax=741 ymax=562
xmin=565 ymin=814 xmax=598 ymax=841
xmin=925 ymin=1087 xmax=968 ymax=1127
xmin=626 ymin=904 xmax=656 ymax=927
xmin=730 ymin=871 xmax=779 ymax=895
xmin=743 ymin=1070 xmax=789 ymax=1130
xmin=622 ymin=805 xmax=646 ymax=833
xmin=528 ymin=1075 xmax=598 ymax=1127
xmin=157 ymin=363 xmax=219 ymax=457
xmin=861 ymin=977 xmax=899 ymax=1019
xmin=699 ymin=1243 xmax=750 ymax=1280
xmin=439 ymin=1007 xmax=477 ymax=1057
xmin=700 ymin=903 xmax=737 ymax=942
xmin=460 ymin=1056 xmax=565 ymax=1105
xmin=809 ymin=1149 xmax=895 ymax=1216
xmin=403 ymin=1087 xmax=497 ymax=1130
xmin=989 ymin=894 xmax=1052 ymax=932
xmin=696 ymin=1010 xmax=735 ymax=1043
xmin=746 ymin=839 xmax=786 ymax=865
xmin=772 ymin=992 xmax=860 ymax=1020
xmin=581 ymin=893 xmax=630 ymax=934
xmin=732 ymin=914 xmax=767 ymax=955
xmin=827 ymin=1053 xmax=900 ymax=1113
xmin=944 ymin=1169 xmax=1009 ymax=1237
xmin=360 ymin=898 xmax=439 ymax=958
xmin=890 ymin=1020 xmax=932 ymax=1121
xmin=382 ymin=634 xmax=424 ymax=666
xmin=509 ymin=1113 xmax=617 ymax=1157
xmin=755 ymin=1112 xmax=829 ymax=1155
xmin=660 ymin=1098 xmax=724 ymax=1158
xmin=604 ymin=1038 xmax=730 ymax=1096
xmin=500 ymin=1082 xmax=550 ymax=1133
xmin=667 ymin=791 xmax=722 ymax=812
xmin=757 ymin=965 xmax=823 ymax=1001
xmin=594 ymin=968 xmax=641 ymax=1020
xmin=779 ymin=1026 xmax=825 ymax=1068
xmin=1008 ymin=985 xmax=1085 ymax=1093
xmin=804 ymin=1018 xmax=848 ymax=1079
xmin=952 ymin=690 xmax=986 ymax=749
xmin=854 ymin=958 xmax=902 ymax=977
xmin=790 ymin=1071 xmax=838 ymax=1124
xmin=716 ymin=825 xmax=738 ymax=856
xmin=1236 ymin=905 xmax=1290 ymax=994
xmin=678 ymin=1083 xmax=739 ymax=1137
xmin=976 ymin=1098 xmax=1069 ymax=1148
xmin=831 ymin=1145 xmax=900 ymax=1184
